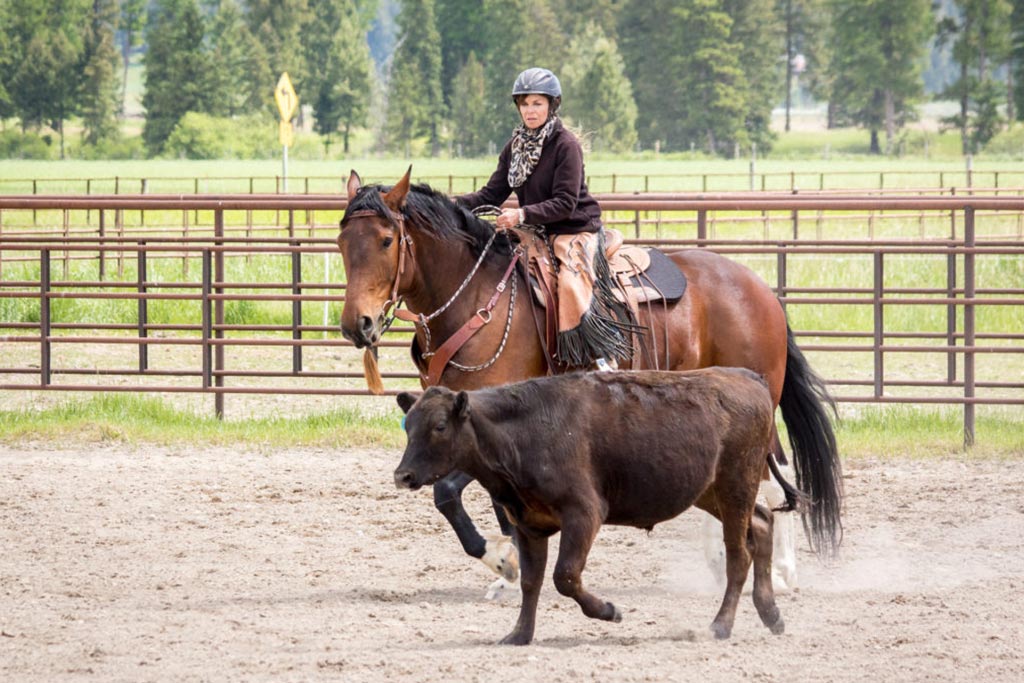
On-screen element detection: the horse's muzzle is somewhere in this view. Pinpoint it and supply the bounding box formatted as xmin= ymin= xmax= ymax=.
xmin=341 ymin=314 xmax=380 ymax=348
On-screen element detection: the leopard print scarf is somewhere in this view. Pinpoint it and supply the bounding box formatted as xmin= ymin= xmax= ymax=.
xmin=507 ymin=116 xmax=558 ymax=188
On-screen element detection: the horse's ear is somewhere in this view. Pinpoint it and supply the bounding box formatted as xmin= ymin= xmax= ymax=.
xmin=396 ymin=391 xmax=420 ymax=414
xmin=346 ymin=170 xmax=362 ymax=201
xmin=453 ymin=391 xmax=470 ymax=420
xmin=383 ymin=165 xmax=412 ymax=211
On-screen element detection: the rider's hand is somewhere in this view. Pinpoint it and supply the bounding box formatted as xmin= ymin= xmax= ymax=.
xmin=495 ymin=208 xmax=524 ymax=231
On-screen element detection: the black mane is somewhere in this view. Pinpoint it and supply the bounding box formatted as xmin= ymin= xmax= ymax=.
xmin=342 ymin=182 xmax=513 ymax=258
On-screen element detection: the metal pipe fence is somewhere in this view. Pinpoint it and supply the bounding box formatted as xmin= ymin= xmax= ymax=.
xmin=1 ymin=195 xmax=1022 ymax=446
xmin=4 ymin=168 xmax=1024 ymax=196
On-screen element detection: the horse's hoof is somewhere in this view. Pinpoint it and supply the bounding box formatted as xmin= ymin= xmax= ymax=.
xmin=498 ymin=631 xmax=532 ymax=646
xmin=481 ymin=535 xmax=520 ymax=582
xmin=484 ymin=576 xmax=520 ymax=601
xmin=607 ymin=603 xmax=623 ymax=623
xmin=769 ymin=617 xmax=785 ymax=635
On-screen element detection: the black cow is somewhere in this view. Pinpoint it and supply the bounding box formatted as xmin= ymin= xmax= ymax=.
xmin=394 ymin=368 xmax=797 ymax=645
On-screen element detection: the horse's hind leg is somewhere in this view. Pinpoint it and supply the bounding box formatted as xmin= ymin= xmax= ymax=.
xmin=434 ymin=472 xmax=517 ymax=582
xmin=750 ymin=503 xmax=785 ymax=635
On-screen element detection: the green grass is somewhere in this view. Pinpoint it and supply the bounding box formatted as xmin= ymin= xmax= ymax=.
xmin=0 ymin=393 xmax=1019 ymax=459
xmin=835 ymin=405 xmax=1024 ymax=460
xmin=0 ymin=393 xmax=405 ymax=450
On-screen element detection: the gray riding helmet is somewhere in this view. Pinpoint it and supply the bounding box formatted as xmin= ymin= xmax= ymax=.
xmin=512 ymin=67 xmax=562 ymax=112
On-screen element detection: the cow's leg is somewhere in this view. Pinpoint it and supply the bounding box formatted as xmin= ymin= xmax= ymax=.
xmin=749 ymin=503 xmax=785 ymax=634
xmin=702 ymin=465 xmax=799 ymax=593
xmin=553 ymin=515 xmax=622 ymax=623
xmin=710 ymin=504 xmax=753 ymax=639
xmin=433 ymin=471 xmax=517 ymax=583
xmin=499 ymin=530 xmax=549 ymax=646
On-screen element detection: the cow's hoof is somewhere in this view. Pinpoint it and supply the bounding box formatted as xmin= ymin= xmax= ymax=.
xmin=498 ymin=631 xmax=532 ymax=646
xmin=608 ymin=603 xmax=623 ymax=623
xmin=710 ymin=622 xmax=732 ymax=640
xmin=481 ymin=535 xmax=519 ymax=582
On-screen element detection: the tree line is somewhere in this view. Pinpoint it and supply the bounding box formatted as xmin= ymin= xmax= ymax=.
xmin=1 ymin=0 xmax=1023 ymax=159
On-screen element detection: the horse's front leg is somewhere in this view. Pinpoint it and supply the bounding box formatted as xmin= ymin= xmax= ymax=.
xmin=433 ymin=472 xmax=518 ymax=583
xmin=499 ymin=529 xmax=548 ymax=645
xmin=553 ymin=512 xmax=622 ymax=623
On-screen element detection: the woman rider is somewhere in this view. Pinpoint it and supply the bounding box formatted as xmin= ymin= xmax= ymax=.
xmin=456 ymin=67 xmax=632 ymax=369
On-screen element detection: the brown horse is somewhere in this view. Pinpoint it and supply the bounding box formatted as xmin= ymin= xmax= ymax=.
xmin=394 ymin=368 xmax=789 ymax=644
xmin=337 ymin=168 xmax=842 ymax=581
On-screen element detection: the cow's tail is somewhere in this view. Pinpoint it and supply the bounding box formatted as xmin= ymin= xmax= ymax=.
xmin=778 ymin=324 xmax=844 ymax=559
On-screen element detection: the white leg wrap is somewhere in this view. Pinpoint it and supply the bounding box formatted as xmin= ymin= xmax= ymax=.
xmin=480 ymin=534 xmax=519 ymax=582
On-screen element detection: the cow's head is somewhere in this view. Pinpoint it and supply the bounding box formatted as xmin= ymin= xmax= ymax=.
xmin=393 ymin=386 xmax=473 ymax=490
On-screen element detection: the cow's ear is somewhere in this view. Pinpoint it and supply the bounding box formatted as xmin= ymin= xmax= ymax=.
xmin=453 ymin=391 xmax=470 ymax=420
xmin=396 ymin=392 xmax=420 ymax=414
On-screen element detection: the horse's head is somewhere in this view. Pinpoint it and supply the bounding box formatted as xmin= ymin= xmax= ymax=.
xmin=337 ymin=167 xmax=412 ymax=348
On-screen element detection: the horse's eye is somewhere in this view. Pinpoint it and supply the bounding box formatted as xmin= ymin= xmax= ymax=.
xmin=382 ymin=237 xmax=394 ymax=249
xmin=434 ymin=421 xmax=447 ymax=433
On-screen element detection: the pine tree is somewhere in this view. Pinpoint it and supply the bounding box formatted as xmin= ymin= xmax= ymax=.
xmin=118 ymin=0 xmax=146 ymax=117
xmin=621 ymin=0 xmax=746 ymax=154
xmin=450 ymin=51 xmax=489 ymax=156
xmin=562 ymin=22 xmax=638 ymax=153
xmin=80 ymin=0 xmax=122 ymax=144
xmin=828 ymin=0 xmax=933 ymax=154
xmin=208 ymin=0 xmax=273 ymax=118
xmin=384 ymin=0 xmax=444 ymax=154
xmin=938 ymin=0 xmax=1014 ymax=152
xmin=0 ymin=1 xmax=14 ymax=120
xmin=478 ymin=0 xmax=565 ymax=147
xmin=726 ymin=0 xmax=784 ymax=153
xmin=142 ymin=0 xmax=215 ymax=155
xmin=8 ymin=0 xmax=90 ymax=157
xmin=436 ymin=0 xmax=487 ymax=106
xmin=305 ymin=0 xmax=374 ymax=154
xmin=245 ymin=0 xmax=313 ymax=117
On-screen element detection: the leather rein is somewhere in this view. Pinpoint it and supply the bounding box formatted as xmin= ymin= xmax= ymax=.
xmin=345 ymin=208 xmax=521 ymax=386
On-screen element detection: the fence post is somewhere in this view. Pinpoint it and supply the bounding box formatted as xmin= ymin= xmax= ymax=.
xmin=697 ymin=210 xmax=707 ymax=243
xmin=873 ymin=251 xmax=884 ymax=398
xmin=138 ymin=242 xmax=148 ymax=372
xmin=776 ymin=248 xmax=787 ymax=311
xmin=946 ymin=231 xmax=957 ymax=384
xmin=214 ymin=210 xmax=225 ymax=419
xmin=98 ymin=210 xmax=106 ymax=280
xmin=40 ymin=249 xmax=51 ymax=387
xmin=291 ymin=210 xmax=302 ymax=374
xmin=963 ymin=206 xmax=976 ymax=446
xmin=201 ymin=248 xmax=212 ymax=394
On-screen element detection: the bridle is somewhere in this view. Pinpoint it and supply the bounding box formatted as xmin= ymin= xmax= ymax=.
xmin=342 ymin=205 xmax=522 ymax=386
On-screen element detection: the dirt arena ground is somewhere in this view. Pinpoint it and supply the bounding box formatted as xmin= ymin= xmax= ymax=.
xmin=1 ymin=443 xmax=1022 ymax=682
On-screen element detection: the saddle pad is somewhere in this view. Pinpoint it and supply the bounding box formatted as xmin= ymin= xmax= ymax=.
xmin=528 ymin=246 xmax=687 ymax=306
xmin=621 ymin=247 xmax=688 ymax=303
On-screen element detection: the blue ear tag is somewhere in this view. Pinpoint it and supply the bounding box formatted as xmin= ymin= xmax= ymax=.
xmin=400 ymin=415 xmax=406 ymax=430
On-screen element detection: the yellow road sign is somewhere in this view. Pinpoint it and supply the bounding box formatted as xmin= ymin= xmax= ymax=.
xmin=275 ymin=72 xmax=298 ymax=122
xmin=279 ymin=120 xmax=294 ymax=147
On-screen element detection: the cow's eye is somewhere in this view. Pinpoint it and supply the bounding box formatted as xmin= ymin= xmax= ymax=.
xmin=382 ymin=236 xmax=394 ymax=249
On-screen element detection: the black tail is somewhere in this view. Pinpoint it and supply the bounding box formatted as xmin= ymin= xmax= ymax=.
xmin=779 ymin=324 xmax=844 ymax=559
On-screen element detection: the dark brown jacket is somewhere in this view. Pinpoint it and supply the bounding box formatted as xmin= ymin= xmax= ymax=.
xmin=458 ymin=119 xmax=601 ymax=234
